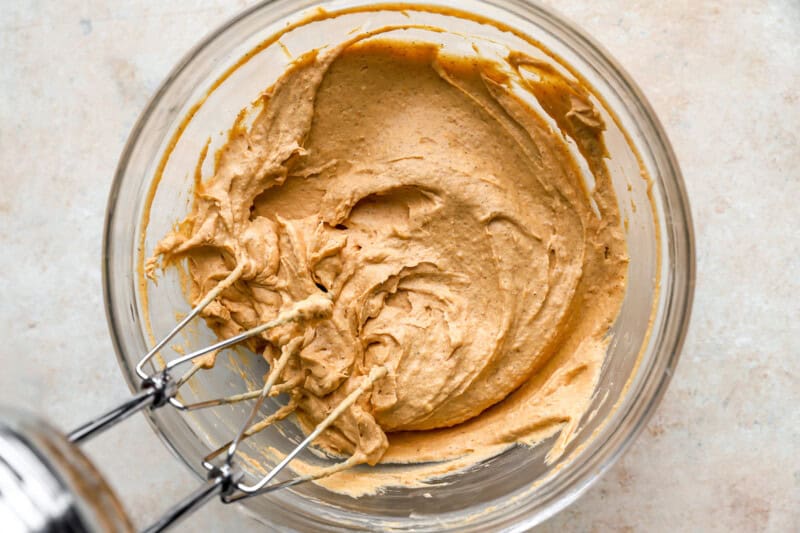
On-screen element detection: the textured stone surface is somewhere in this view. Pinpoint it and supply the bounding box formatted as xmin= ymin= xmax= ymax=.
xmin=0 ymin=1 xmax=797 ymax=531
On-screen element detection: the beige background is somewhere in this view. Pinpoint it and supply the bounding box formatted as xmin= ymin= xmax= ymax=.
xmin=1 ymin=1 xmax=798 ymax=531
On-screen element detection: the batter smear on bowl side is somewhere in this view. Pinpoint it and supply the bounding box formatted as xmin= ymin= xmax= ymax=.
xmin=146 ymin=32 xmax=628 ymax=491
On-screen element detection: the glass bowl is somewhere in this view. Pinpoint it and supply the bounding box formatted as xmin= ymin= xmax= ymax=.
xmin=103 ymin=0 xmax=694 ymax=530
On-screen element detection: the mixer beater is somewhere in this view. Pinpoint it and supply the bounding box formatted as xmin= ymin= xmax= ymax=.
xmin=0 ymin=273 xmax=388 ymax=533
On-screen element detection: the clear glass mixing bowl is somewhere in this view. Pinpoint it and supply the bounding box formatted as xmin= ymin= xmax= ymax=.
xmin=103 ymin=1 xmax=695 ymax=530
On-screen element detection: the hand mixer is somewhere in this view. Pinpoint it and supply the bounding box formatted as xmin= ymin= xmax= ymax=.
xmin=0 ymin=273 xmax=386 ymax=532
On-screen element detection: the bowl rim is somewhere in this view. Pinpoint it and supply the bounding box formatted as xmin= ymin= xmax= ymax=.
xmin=103 ymin=0 xmax=695 ymax=529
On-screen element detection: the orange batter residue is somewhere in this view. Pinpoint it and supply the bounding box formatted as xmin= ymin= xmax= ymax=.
xmin=147 ymin=31 xmax=627 ymax=491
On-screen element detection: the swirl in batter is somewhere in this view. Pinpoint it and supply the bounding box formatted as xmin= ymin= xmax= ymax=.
xmin=147 ymin=33 xmax=628 ymax=486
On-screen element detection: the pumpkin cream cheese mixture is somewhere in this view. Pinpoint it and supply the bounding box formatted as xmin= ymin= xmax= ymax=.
xmin=146 ymin=28 xmax=628 ymax=492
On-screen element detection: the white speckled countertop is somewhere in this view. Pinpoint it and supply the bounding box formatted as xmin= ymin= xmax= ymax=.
xmin=1 ymin=1 xmax=798 ymax=531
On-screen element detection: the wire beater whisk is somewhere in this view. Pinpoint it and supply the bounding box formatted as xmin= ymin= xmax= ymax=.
xmin=67 ymin=272 xmax=386 ymax=533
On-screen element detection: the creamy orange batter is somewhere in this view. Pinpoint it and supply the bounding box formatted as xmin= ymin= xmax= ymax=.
xmin=146 ymin=29 xmax=627 ymax=490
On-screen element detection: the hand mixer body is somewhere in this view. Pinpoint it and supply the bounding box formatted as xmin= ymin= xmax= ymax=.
xmin=0 ymin=407 xmax=133 ymax=532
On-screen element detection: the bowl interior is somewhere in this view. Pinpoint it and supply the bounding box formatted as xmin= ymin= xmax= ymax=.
xmin=105 ymin=1 xmax=691 ymax=530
